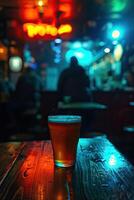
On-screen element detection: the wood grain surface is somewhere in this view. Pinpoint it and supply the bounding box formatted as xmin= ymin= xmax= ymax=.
xmin=0 ymin=136 xmax=133 ymax=200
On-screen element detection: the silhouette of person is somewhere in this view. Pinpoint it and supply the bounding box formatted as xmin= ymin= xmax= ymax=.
xmin=58 ymin=56 xmax=91 ymax=102
xmin=15 ymin=66 xmax=43 ymax=111
xmin=5 ymin=66 xmax=44 ymax=131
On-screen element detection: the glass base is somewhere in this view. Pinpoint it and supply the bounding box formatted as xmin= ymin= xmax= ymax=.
xmin=55 ymin=160 xmax=74 ymax=167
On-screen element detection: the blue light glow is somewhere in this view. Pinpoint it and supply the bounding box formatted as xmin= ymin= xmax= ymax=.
xmin=103 ymin=143 xmax=125 ymax=170
xmin=51 ymin=40 xmax=62 ymax=63
xmin=55 ymin=38 xmax=62 ymax=44
xmin=104 ymin=48 xmax=110 ymax=53
xmin=99 ymin=41 xmax=105 ymax=47
xmin=112 ymin=40 xmax=118 ymax=45
xmin=112 ymin=30 xmax=120 ymax=39
xmin=75 ymin=51 xmax=84 ymax=58
xmin=108 ymin=154 xmax=117 ymax=166
xmin=65 ymin=48 xmax=93 ymax=66
xmin=110 ymin=26 xmax=124 ymax=40
xmin=72 ymin=41 xmax=82 ymax=48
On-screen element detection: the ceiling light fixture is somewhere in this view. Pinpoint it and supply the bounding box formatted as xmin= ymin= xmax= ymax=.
xmin=36 ymin=0 xmax=48 ymax=17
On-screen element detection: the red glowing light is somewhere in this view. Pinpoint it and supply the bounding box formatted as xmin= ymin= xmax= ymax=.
xmin=22 ymin=9 xmax=38 ymax=20
xmin=59 ymin=4 xmax=71 ymax=17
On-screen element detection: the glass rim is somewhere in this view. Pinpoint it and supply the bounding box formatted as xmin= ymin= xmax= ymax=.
xmin=48 ymin=115 xmax=82 ymax=123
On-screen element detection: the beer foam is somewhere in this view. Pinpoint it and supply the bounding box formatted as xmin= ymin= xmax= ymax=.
xmin=48 ymin=115 xmax=81 ymax=123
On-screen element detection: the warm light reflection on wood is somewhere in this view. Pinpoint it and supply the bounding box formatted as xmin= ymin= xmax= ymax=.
xmin=18 ymin=142 xmax=54 ymax=199
xmin=49 ymin=167 xmax=74 ymax=200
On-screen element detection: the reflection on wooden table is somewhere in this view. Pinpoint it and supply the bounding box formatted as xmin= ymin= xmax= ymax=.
xmin=0 ymin=136 xmax=134 ymax=199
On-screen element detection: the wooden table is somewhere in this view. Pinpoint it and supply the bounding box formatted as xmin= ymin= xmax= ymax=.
xmin=0 ymin=136 xmax=134 ymax=200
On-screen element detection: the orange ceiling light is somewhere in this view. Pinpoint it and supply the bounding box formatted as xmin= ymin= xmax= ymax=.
xmin=0 ymin=43 xmax=7 ymax=60
xmin=37 ymin=0 xmax=48 ymax=14
xmin=23 ymin=23 xmax=72 ymax=38
xmin=36 ymin=0 xmax=48 ymax=7
xmin=37 ymin=0 xmax=44 ymax=7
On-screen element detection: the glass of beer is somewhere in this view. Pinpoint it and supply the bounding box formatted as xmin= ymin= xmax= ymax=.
xmin=48 ymin=115 xmax=81 ymax=167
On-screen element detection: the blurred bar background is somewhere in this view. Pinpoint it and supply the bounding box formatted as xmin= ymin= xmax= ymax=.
xmin=0 ymin=0 xmax=134 ymax=164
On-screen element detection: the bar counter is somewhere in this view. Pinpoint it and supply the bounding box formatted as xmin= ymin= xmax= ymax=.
xmin=0 ymin=136 xmax=134 ymax=199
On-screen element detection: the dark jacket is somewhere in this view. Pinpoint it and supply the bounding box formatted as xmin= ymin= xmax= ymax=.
xmin=58 ymin=65 xmax=90 ymax=102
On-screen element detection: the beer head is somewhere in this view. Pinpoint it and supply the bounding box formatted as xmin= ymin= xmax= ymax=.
xmin=48 ymin=115 xmax=81 ymax=124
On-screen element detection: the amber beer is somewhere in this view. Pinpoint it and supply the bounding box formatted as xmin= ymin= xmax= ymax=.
xmin=48 ymin=115 xmax=81 ymax=167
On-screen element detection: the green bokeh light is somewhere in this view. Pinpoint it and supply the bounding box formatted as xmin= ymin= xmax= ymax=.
xmin=106 ymin=0 xmax=128 ymax=12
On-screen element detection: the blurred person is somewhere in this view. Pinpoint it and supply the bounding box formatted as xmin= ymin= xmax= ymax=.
xmin=5 ymin=66 xmax=44 ymax=129
xmin=15 ymin=66 xmax=43 ymax=111
xmin=58 ymin=56 xmax=91 ymax=102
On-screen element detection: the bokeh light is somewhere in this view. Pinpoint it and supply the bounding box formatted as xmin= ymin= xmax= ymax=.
xmin=104 ymin=48 xmax=111 ymax=53
xmin=9 ymin=56 xmax=23 ymax=72
xmin=112 ymin=30 xmax=120 ymax=39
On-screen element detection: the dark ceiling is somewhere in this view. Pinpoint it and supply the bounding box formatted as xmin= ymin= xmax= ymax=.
xmin=0 ymin=0 xmax=134 ymax=40
xmin=0 ymin=0 xmax=133 ymax=20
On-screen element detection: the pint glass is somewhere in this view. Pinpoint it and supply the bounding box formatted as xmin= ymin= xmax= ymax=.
xmin=48 ymin=115 xmax=81 ymax=167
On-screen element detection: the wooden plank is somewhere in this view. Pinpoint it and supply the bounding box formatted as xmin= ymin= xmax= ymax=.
xmin=0 ymin=137 xmax=134 ymax=200
xmin=74 ymin=136 xmax=134 ymax=200
xmin=0 ymin=142 xmax=25 ymax=186
xmin=0 ymin=141 xmax=54 ymax=200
